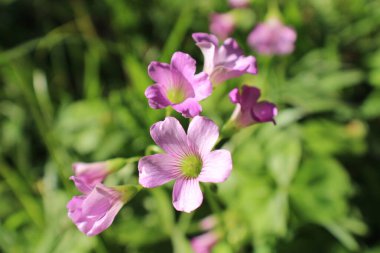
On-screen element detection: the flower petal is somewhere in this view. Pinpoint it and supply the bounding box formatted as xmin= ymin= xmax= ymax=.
xmin=247 ymin=19 xmax=297 ymax=55
xmin=228 ymin=88 xmax=240 ymax=104
xmin=145 ymin=84 xmax=171 ymax=109
xmin=150 ymin=117 xmax=188 ymax=156
xmin=148 ymin=61 xmax=171 ymax=84
xmin=82 ymin=184 xmax=119 ymax=216
xmin=276 ymin=26 xmax=297 ymax=54
xmin=70 ymin=176 xmax=94 ymax=194
xmin=85 ymin=200 xmax=124 ymax=236
xmin=211 ymin=57 xmax=257 ymax=84
xmin=193 ymin=33 xmax=218 ymax=75
xmin=187 ymin=116 xmax=219 ymax=154
xmin=172 ymin=178 xmax=203 ymax=213
xmin=138 ymin=154 xmax=181 ymax=188
xmin=76 ymin=217 xmax=97 ymax=236
xmin=165 ymin=69 xmax=195 ymax=99
xmin=172 ymin=98 xmax=202 ymax=118
xmin=209 ymin=13 xmax=235 ymax=40
xmin=234 ymin=55 xmax=257 ymax=75
xmin=193 ymin=72 xmax=212 ymax=101
xmin=229 ymin=0 xmax=249 ymax=8
xmin=67 ymin=195 xmax=85 ymax=223
xmin=170 ymin=52 xmax=196 ymax=81
xmin=198 ymin=150 xmax=232 ymax=183
xmin=218 ymin=38 xmax=243 ymax=61
xmin=191 ymin=232 xmax=219 ymax=253
xmin=251 ymin=101 xmax=278 ymax=123
xmin=192 ymin=33 xmax=219 ymax=46
xmin=72 ymin=162 xmax=106 ymax=175
xmin=240 ymin=85 xmax=260 ymax=111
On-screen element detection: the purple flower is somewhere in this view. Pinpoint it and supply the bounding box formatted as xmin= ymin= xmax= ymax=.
xmin=229 ymin=85 xmax=277 ymax=127
xmin=67 ymin=183 xmax=124 ymax=236
xmin=145 ymin=52 xmax=212 ymax=118
xmin=191 ymin=231 xmax=219 ymax=253
xmin=209 ymin=13 xmax=235 ymax=40
xmin=247 ymin=18 xmax=297 ymax=55
xmin=138 ymin=116 xmax=232 ymax=213
xmin=228 ymin=0 xmax=250 ymax=8
xmin=192 ymin=33 xmax=257 ymax=86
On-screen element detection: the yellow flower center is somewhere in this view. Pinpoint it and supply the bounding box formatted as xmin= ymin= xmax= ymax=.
xmin=167 ymin=87 xmax=186 ymax=104
xmin=180 ymin=155 xmax=203 ymax=178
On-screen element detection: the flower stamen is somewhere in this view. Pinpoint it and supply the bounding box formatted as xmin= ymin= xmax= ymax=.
xmin=180 ymin=155 xmax=203 ymax=178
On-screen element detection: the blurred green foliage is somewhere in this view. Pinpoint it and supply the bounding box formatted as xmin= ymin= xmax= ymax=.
xmin=0 ymin=0 xmax=379 ymax=252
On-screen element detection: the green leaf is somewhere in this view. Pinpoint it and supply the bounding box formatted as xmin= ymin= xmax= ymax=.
xmin=361 ymin=89 xmax=380 ymax=119
xmin=324 ymin=223 xmax=359 ymax=251
xmin=291 ymin=158 xmax=352 ymax=223
xmin=266 ymin=129 xmax=302 ymax=186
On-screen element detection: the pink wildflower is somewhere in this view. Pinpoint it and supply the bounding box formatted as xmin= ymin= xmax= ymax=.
xmin=229 ymin=85 xmax=277 ymax=127
xmin=209 ymin=13 xmax=235 ymax=40
xmin=247 ymin=18 xmax=297 ymax=55
xmin=191 ymin=231 xmax=219 ymax=253
xmin=138 ymin=116 xmax=232 ymax=212
xmin=228 ymin=0 xmax=250 ymax=8
xmin=192 ymin=33 xmax=257 ymax=86
xmin=67 ymin=183 xmax=124 ymax=236
xmin=145 ymin=52 xmax=212 ymax=118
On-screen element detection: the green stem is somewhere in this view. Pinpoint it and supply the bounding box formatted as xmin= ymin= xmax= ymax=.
xmin=178 ymin=212 xmax=194 ymax=232
xmin=203 ymin=183 xmax=225 ymax=231
xmin=125 ymin=156 xmax=141 ymax=164
xmin=165 ymin=107 xmax=173 ymax=117
xmin=267 ymin=0 xmax=281 ymax=20
xmin=260 ymin=56 xmax=273 ymax=98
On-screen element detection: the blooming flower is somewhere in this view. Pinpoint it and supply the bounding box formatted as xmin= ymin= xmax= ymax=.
xmin=191 ymin=231 xmax=219 ymax=253
xmin=70 ymin=159 xmax=127 ymax=194
xmin=209 ymin=13 xmax=235 ymax=40
xmin=67 ymin=183 xmax=124 ymax=236
xmin=138 ymin=116 xmax=232 ymax=212
xmin=145 ymin=52 xmax=212 ymax=118
xmin=192 ymin=33 xmax=257 ymax=86
xmin=247 ymin=18 xmax=297 ymax=55
xmin=229 ymin=85 xmax=277 ymax=127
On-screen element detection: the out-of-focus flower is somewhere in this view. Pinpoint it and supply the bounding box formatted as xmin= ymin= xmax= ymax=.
xmin=247 ymin=18 xmax=297 ymax=55
xmin=193 ymin=33 xmax=257 ymax=86
xmin=191 ymin=231 xmax=219 ymax=253
xmin=209 ymin=13 xmax=235 ymax=40
xmin=67 ymin=183 xmax=129 ymax=236
xmin=145 ymin=52 xmax=212 ymax=118
xmin=229 ymin=85 xmax=277 ymax=128
xmin=70 ymin=158 xmax=127 ymax=194
xmin=228 ymin=0 xmax=250 ymax=8
xmin=138 ymin=116 xmax=232 ymax=213
xmin=199 ymin=215 xmax=217 ymax=231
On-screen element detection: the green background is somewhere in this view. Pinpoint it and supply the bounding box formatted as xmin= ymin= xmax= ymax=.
xmin=0 ymin=0 xmax=379 ymax=252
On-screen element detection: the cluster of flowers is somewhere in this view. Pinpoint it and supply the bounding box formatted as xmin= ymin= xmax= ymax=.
xmin=211 ymin=0 xmax=297 ymax=55
xmin=64 ymin=2 xmax=298 ymax=253
xmin=66 ymin=32 xmax=278 ymax=237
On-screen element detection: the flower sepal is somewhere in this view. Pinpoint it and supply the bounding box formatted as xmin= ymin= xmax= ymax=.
xmin=112 ymin=184 xmax=143 ymax=204
xmin=106 ymin=158 xmax=128 ymax=173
